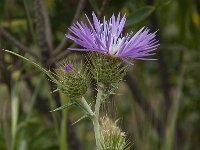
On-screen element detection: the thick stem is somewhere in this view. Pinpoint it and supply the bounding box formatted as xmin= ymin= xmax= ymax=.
xmin=93 ymin=83 xmax=104 ymax=150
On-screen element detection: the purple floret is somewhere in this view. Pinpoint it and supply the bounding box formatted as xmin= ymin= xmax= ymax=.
xmin=66 ymin=12 xmax=159 ymax=64
xmin=65 ymin=64 xmax=72 ymax=72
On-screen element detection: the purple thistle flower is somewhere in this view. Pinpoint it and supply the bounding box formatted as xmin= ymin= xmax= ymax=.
xmin=65 ymin=12 xmax=159 ymax=64
xmin=65 ymin=64 xmax=72 ymax=72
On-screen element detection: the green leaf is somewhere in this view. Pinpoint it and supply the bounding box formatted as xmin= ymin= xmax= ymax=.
xmin=74 ymin=98 xmax=94 ymax=116
xmin=78 ymin=97 xmax=94 ymax=116
xmin=50 ymin=102 xmax=75 ymax=112
xmin=125 ymin=6 xmax=155 ymax=27
xmin=27 ymin=76 xmax=44 ymax=117
xmin=72 ymin=115 xmax=88 ymax=125
xmin=1 ymin=19 xmax=26 ymax=28
xmin=11 ymin=81 xmax=20 ymax=149
xmin=157 ymin=0 xmax=173 ymax=8
xmin=3 ymin=50 xmax=56 ymax=82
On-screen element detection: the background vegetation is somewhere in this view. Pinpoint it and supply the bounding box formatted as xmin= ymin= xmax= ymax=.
xmin=0 ymin=0 xmax=200 ymax=150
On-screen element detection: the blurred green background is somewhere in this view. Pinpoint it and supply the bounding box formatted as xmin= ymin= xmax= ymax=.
xmin=0 ymin=0 xmax=200 ymax=150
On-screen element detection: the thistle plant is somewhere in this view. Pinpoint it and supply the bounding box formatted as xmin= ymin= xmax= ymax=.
xmin=64 ymin=12 xmax=159 ymax=149
xmin=4 ymin=12 xmax=159 ymax=150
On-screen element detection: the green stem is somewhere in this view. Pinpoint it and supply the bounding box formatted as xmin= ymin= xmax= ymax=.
xmin=60 ymin=97 xmax=68 ymax=150
xmin=93 ymin=83 xmax=104 ymax=150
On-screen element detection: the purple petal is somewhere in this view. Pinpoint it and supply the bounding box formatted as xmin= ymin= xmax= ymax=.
xmin=65 ymin=12 xmax=159 ymax=64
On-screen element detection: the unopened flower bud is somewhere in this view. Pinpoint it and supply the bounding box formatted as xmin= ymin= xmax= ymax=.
xmin=100 ymin=116 xmax=130 ymax=150
xmin=55 ymin=61 xmax=89 ymax=99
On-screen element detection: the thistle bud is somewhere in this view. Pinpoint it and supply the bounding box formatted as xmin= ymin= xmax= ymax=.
xmin=100 ymin=116 xmax=130 ymax=150
xmin=55 ymin=60 xmax=89 ymax=99
xmin=88 ymin=53 xmax=129 ymax=85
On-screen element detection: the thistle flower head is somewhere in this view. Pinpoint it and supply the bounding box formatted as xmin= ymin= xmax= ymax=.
xmin=100 ymin=116 xmax=130 ymax=150
xmin=66 ymin=12 xmax=159 ymax=64
xmin=55 ymin=60 xmax=89 ymax=99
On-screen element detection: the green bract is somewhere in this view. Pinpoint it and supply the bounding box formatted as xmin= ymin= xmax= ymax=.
xmin=88 ymin=53 xmax=129 ymax=85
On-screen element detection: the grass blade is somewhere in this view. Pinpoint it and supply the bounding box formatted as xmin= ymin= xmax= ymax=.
xmin=11 ymin=81 xmax=19 ymax=150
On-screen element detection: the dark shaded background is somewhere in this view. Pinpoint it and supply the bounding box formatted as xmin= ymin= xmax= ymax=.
xmin=0 ymin=0 xmax=200 ymax=150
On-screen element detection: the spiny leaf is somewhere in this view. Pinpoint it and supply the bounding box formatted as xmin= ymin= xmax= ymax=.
xmin=72 ymin=115 xmax=88 ymax=125
xmin=74 ymin=99 xmax=94 ymax=116
xmin=50 ymin=89 xmax=59 ymax=93
xmin=50 ymin=102 xmax=75 ymax=112
xmin=3 ymin=49 xmax=56 ymax=82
